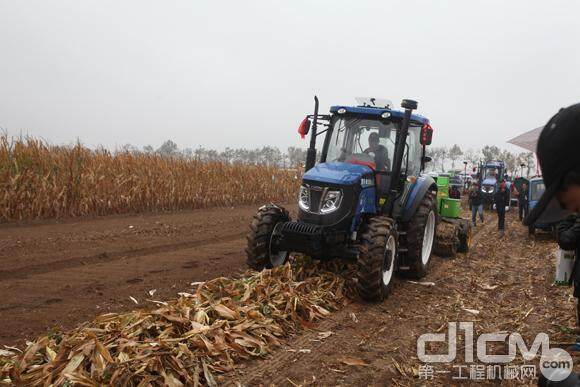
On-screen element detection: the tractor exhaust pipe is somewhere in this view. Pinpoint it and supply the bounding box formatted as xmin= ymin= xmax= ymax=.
xmin=304 ymin=95 xmax=319 ymax=172
xmin=382 ymin=99 xmax=418 ymax=216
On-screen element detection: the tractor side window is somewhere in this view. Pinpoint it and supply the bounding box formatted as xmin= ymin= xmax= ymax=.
xmin=403 ymin=125 xmax=423 ymax=176
xmin=326 ymin=118 xmax=350 ymax=162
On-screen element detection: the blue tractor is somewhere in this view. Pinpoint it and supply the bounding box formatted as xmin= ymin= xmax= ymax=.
xmin=246 ymin=97 xmax=459 ymax=301
xmin=477 ymin=161 xmax=512 ymax=209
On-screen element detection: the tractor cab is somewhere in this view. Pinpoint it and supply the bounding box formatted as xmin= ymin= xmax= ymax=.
xmin=323 ymin=107 xmax=425 ymax=176
xmin=306 ymin=102 xmax=430 ymax=190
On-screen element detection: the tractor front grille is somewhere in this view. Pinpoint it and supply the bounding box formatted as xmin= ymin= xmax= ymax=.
xmin=278 ymin=221 xmax=323 ymax=236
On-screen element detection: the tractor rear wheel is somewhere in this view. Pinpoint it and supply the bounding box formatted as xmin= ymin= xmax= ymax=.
xmin=245 ymin=204 xmax=290 ymax=270
xmin=404 ymin=192 xmax=437 ymax=279
xmin=357 ymin=216 xmax=398 ymax=302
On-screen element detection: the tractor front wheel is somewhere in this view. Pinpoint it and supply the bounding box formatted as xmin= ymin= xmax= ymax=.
xmin=357 ymin=216 xmax=398 ymax=302
xmin=245 ymin=204 xmax=290 ymax=270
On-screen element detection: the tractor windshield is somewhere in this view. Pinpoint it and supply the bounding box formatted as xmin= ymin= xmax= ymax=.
xmin=326 ymin=116 xmax=422 ymax=175
xmin=482 ymin=167 xmax=499 ymax=181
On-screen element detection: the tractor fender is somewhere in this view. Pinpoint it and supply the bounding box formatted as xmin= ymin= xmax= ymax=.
xmin=350 ymin=186 xmax=377 ymax=232
xmin=401 ymin=176 xmax=437 ymax=222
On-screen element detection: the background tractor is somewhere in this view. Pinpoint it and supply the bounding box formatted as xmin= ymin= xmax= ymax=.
xmin=246 ymin=97 xmax=467 ymax=301
xmin=527 ymin=176 xmax=551 ymax=236
xmin=477 ymin=160 xmax=512 ymax=209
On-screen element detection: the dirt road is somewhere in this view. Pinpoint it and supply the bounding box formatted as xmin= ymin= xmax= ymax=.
xmin=0 ymin=205 xmax=294 ymax=347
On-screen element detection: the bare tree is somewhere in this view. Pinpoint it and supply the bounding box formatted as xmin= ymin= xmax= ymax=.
xmin=448 ymin=144 xmax=463 ymax=169
xmin=481 ymin=145 xmax=501 ymax=163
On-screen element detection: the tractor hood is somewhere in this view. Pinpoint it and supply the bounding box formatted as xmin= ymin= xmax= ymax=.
xmin=303 ymin=162 xmax=373 ymax=186
xmin=482 ymin=177 xmax=497 ymax=186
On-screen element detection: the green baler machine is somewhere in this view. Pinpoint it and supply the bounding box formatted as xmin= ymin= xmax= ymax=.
xmin=432 ymin=175 xmax=471 ymax=256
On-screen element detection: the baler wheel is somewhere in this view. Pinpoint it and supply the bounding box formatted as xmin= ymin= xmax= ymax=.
xmin=433 ymin=221 xmax=459 ymax=258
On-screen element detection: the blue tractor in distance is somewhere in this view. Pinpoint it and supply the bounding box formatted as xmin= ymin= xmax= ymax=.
xmin=246 ymin=97 xmax=454 ymax=301
xmin=478 ymin=160 xmax=512 ymax=209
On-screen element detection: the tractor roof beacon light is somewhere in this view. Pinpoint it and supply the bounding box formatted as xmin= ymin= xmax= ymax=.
xmin=304 ymin=96 xmax=319 ymax=172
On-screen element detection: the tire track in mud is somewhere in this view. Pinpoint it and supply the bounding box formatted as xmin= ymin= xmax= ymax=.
xmin=0 ymin=231 xmax=246 ymax=281
xmin=230 ymin=219 xmax=492 ymax=386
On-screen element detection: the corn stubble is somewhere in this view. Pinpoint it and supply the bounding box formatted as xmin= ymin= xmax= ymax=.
xmin=0 ymin=135 xmax=299 ymax=222
xmin=0 ymin=261 xmax=353 ymax=386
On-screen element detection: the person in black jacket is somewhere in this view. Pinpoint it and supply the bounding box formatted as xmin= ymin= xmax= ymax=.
xmin=557 ymin=215 xmax=580 ymax=327
xmin=515 ymin=182 xmax=529 ymax=222
xmin=524 ymin=104 xmax=580 ymax=387
xmin=493 ymin=182 xmax=509 ymax=236
xmin=525 ymin=105 xmax=580 ymax=297
xmin=364 ymin=132 xmax=390 ymax=171
xmin=469 ymin=183 xmax=484 ymax=226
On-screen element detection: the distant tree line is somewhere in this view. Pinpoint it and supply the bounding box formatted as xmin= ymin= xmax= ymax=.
xmin=427 ymin=144 xmax=536 ymax=177
xmin=122 ymin=140 xmax=307 ymax=169
xmin=123 ymin=140 xmax=537 ymax=177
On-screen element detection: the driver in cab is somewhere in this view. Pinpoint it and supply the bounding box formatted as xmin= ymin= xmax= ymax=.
xmin=364 ymin=132 xmax=390 ymax=171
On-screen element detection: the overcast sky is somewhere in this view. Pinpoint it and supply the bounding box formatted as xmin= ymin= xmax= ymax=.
xmin=1 ymin=1 xmax=579 ymax=152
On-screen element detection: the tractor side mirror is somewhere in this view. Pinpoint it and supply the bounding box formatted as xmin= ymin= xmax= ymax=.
xmin=298 ymin=117 xmax=311 ymax=139
xmin=420 ymin=124 xmax=433 ymax=145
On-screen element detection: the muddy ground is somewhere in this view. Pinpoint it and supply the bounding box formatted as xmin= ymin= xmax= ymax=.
xmin=1 ymin=206 xmax=577 ymax=385
xmin=0 ymin=205 xmax=293 ymax=347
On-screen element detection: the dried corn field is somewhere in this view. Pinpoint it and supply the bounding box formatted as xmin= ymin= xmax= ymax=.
xmin=0 ymin=135 xmax=300 ymax=222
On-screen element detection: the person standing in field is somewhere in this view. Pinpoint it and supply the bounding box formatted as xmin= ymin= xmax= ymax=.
xmin=514 ymin=182 xmax=529 ymax=222
xmin=468 ymin=182 xmax=484 ymax=226
xmin=493 ymin=182 xmax=509 ymax=237
xmin=524 ymin=103 xmax=580 ymax=387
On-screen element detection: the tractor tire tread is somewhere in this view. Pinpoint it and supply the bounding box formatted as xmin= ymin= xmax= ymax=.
xmin=403 ymin=192 xmax=437 ymax=279
xmin=357 ymin=216 xmax=396 ymax=302
xmin=245 ymin=205 xmax=290 ymax=270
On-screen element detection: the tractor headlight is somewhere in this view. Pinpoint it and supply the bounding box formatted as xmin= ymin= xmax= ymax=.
xmin=320 ymin=190 xmax=342 ymax=214
xmin=482 ymin=185 xmax=494 ymax=194
xmin=298 ymin=185 xmax=310 ymax=211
